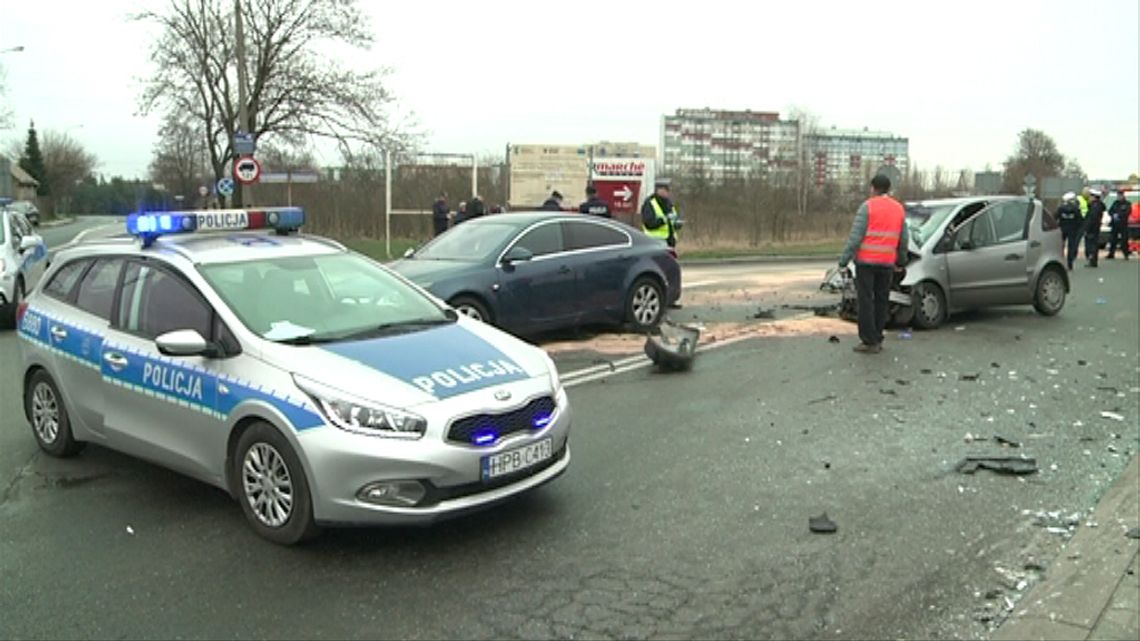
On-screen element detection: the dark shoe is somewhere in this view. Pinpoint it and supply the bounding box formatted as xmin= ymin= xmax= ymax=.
xmin=1106 ymin=255 xmax=1115 ymax=260
xmin=853 ymin=343 xmax=882 ymax=354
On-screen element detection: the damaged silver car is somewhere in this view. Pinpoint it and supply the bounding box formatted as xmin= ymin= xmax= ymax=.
xmin=824 ymin=196 xmax=1068 ymax=329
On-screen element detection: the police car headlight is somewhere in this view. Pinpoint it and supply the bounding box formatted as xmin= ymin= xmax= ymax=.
xmin=293 ymin=374 xmax=427 ymax=438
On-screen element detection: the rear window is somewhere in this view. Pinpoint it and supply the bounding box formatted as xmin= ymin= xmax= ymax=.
xmin=43 ymin=259 xmax=90 ymax=301
xmin=1041 ymin=203 xmax=1058 ymax=231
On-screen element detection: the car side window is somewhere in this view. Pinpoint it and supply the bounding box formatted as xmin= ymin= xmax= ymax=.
xmin=563 ymin=221 xmax=628 ymax=251
xmin=43 ymin=259 xmax=91 ymax=301
xmin=514 ymin=223 xmax=564 ymax=257
xmin=991 ymin=201 xmax=1030 ymax=243
xmin=74 ymin=258 xmax=124 ymax=321
xmin=118 ymin=262 xmax=213 ymax=340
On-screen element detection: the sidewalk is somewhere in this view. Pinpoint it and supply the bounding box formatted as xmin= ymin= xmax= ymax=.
xmin=991 ymin=454 xmax=1139 ymax=641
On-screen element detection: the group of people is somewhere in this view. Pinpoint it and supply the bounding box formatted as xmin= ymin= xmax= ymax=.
xmin=1056 ymin=188 xmax=1132 ymax=269
xmin=430 ymin=180 xmax=684 ymax=251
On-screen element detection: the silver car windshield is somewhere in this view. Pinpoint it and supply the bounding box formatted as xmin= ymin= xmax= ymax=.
xmin=906 ymin=204 xmax=958 ymax=246
xmin=199 ymin=253 xmax=452 ymax=344
xmin=414 ymin=222 xmax=517 ymax=261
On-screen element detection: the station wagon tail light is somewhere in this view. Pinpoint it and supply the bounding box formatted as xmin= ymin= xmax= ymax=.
xmin=16 ymin=301 xmax=28 ymax=325
xmin=293 ymin=374 xmax=427 ymax=439
xmin=126 ymin=207 xmax=305 ymax=247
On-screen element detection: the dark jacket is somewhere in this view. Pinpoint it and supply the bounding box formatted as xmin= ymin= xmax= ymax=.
xmin=1057 ymin=201 xmax=1082 ymax=226
xmin=1085 ymin=199 xmax=1107 ymax=234
xmin=467 ymin=197 xmax=486 ymax=219
xmin=1108 ymin=198 xmax=1131 ymax=225
xmin=432 ymin=199 xmax=449 ymax=221
xmin=541 ymin=198 xmax=563 ymax=211
xmin=579 ymin=196 xmax=611 ymax=217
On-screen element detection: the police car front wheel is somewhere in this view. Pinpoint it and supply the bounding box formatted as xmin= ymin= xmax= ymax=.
xmin=25 ymin=370 xmax=85 ymax=457
xmin=232 ymin=422 xmax=320 ymax=545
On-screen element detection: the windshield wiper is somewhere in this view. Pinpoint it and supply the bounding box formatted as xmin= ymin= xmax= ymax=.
xmin=271 ymin=334 xmax=339 ymax=346
xmin=338 ymin=316 xmax=455 ymax=341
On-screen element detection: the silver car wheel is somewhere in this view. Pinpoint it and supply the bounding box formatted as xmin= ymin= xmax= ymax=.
xmin=242 ymin=443 xmax=294 ymax=528
xmin=455 ymin=305 xmax=484 ymax=322
xmin=31 ymin=382 xmax=60 ymax=445
xmin=632 ymin=284 xmax=661 ymax=326
xmin=919 ymin=289 xmax=941 ymax=321
xmin=1040 ymin=272 xmax=1064 ymax=310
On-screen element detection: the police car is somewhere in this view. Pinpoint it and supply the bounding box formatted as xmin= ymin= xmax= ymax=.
xmin=17 ymin=208 xmax=570 ymax=544
xmin=1 ymin=197 xmax=48 ymax=328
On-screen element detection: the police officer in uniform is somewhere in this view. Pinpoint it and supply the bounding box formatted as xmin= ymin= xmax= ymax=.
xmin=1106 ymin=189 xmax=1132 ymax=260
xmin=579 ymin=184 xmax=611 ymax=217
xmin=541 ymin=191 xmax=563 ymax=211
xmin=1084 ymin=189 xmax=1106 ymax=267
xmin=431 ymin=191 xmax=449 ymax=237
xmin=1057 ymin=191 xmax=1082 ymax=270
xmin=640 ymin=179 xmax=679 ymax=248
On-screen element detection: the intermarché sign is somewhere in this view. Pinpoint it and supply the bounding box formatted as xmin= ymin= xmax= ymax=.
xmin=592 ymin=161 xmax=647 ymax=177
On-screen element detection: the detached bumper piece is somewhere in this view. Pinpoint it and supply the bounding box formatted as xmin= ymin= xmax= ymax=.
xmin=644 ymin=321 xmax=700 ymax=372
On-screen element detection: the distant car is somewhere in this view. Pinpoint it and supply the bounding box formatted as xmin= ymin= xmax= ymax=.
xmin=1 ymin=200 xmax=49 ymax=327
xmin=896 ymin=195 xmax=1067 ymax=329
xmin=6 ymin=200 xmax=41 ymax=226
xmin=391 ymin=212 xmax=682 ymax=336
xmin=1099 ymin=190 xmax=1140 ymax=250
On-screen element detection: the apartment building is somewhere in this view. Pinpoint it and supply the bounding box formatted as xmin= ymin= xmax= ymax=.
xmin=805 ymin=127 xmax=909 ymax=188
xmin=661 ymin=108 xmax=801 ymax=182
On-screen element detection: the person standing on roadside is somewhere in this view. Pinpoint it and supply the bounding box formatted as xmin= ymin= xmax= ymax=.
xmin=1057 ymin=191 xmax=1083 ymax=270
xmin=541 ymin=191 xmax=564 ymax=211
xmin=1084 ymin=189 xmax=1106 ymax=267
xmin=579 ymin=184 xmax=611 ymax=217
xmin=838 ymin=174 xmax=909 ymax=354
xmin=1106 ymin=189 xmax=1132 ymax=260
xmin=431 ymin=191 xmax=449 ymax=237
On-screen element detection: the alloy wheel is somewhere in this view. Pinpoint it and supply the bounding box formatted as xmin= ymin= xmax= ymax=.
xmin=242 ymin=443 xmax=294 ymax=528
xmin=31 ymin=382 xmax=60 ymax=445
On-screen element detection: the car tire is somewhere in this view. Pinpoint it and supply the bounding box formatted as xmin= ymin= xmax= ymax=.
xmin=1033 ymin=267 xmax=1066 ymax=316
xmin=911 ymin=282 xmax=946 ymax=330
xmin=626 ymin=276 xmax=665 ymax=332
xmin=450 ymin=295 xmax=492 ymax=324
xmin=232 ymin=422 xmax=321 ymax=545
xmin=889 ymin=303 xmax=915 ymax=328
xmin=25 ymin=369 xmax=85 ymax=457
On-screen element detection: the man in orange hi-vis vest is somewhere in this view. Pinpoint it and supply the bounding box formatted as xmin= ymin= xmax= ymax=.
xmin=838 ymin=174 xmax=910 ymax=354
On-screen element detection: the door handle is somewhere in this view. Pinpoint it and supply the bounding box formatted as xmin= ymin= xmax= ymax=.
xmin=102 ymin=352 xmax=129 ymax=371
xmin=1004 ymin=254 xmax=1023 ymax=261
xmin=558 ymin=265 xmax=572 ymax=274
xmin=1029 ymin=240 xmax=1041 ymax=248
xmin=49 ymin=326 xmax=68 ymax=341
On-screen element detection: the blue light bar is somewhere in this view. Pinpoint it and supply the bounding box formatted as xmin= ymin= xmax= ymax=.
xmin=126 ymin=207 xmax=306 ymax=247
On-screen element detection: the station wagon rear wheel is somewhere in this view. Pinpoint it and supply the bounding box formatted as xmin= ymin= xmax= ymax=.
xmin=1033 ymin=267 xmax=1066 ymax=316
xmin=233 ymin=422 xmax=320 ymax=545
xmin=626 ymin=276 xmax=664 ymax=332
xmin=25 ymin=370 xmax=85 ymax=457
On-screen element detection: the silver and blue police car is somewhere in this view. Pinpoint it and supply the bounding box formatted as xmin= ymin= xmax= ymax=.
xmin=17 ymin=208 xmax=570 ymax=544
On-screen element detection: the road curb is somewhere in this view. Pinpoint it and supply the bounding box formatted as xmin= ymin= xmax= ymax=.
xmin=679 ymin=254 xmax=834 ymax=266
xmin=990 ymin=454 xmax=1140 ymax=640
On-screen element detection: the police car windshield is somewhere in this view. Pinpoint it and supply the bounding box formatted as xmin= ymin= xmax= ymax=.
xmin=199 ymin=252 xmax=450 ymax=343
xmin=413 ymin=222 xmax=517 ymax=261
xmin=906 ymin=203 xmax=957 ymax=246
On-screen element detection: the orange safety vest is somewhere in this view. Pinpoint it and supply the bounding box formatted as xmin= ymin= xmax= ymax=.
xmin=855 ymin=195 xmax=905 ymax=266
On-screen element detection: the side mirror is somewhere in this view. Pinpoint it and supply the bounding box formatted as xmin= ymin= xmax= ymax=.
xmin=156 ymin=329 xmax=214 ymax=358
xmin=501 ymin=246 xmax=534 ymax=265
xmin=19 ymin=235 xmax=40 ymax=252
xmin=402 ymin=247 xmax=415 ymax=258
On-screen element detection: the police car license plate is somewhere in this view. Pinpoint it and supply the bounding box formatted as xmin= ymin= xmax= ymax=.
xmin=482 ymin=438 xmax=552 ymax=481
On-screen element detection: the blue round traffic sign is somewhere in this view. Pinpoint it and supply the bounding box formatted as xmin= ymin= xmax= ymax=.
xmin=216 ymin=177 xmax=235 ymax=197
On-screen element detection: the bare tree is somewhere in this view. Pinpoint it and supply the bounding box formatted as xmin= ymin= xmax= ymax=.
xmin=136 ymin=0 xmax=417 ymax=193
xmin=1001 ymin=129 xmax=1067 ymax=194
xmin=149 ymin=114 xmax=211 ymax=198
xmin=787 ymin=105 xmax=821 ymax=216
xmin=0 ymin=65 xmax=12 ymax=130
xmin=41 ymin=130 xmax=98 ymax=214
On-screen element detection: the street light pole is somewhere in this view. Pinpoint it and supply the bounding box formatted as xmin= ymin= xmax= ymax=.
xmin=0 ymin=46 xmax=25 ymax=54
xmin=234 ymin=0 xmax=252 ymax=206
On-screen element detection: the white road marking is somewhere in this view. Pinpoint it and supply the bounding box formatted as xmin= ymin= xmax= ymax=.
xmin=682 ymin=279 xmax=722 ymax=289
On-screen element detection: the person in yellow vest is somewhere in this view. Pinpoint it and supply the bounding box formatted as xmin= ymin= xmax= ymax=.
xmin=640 ymin=178 xmax=680 ymax=248
xmin=838 ymin=174 xmax=910 ymax=354
xmin=1077 ymin=187 xmax=1090 ymax=219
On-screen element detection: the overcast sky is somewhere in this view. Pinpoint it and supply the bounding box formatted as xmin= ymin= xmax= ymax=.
xmin=2 ymin=0 xmax=1137 ymax=180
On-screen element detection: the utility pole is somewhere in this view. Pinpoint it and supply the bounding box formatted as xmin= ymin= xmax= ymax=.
xmin=234 ymin=0 xmax=253 ymax=206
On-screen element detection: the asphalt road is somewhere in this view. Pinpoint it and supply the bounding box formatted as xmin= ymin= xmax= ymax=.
xmin=0 ymin=220 xmax=1137 ymax=639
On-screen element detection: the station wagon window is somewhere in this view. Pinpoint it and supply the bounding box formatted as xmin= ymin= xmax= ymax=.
xmin=118 ymin=262 xmax=212 ymax=340
xmin=74 ymin=258 xmax=124 ymax=321
xmin=563 ymin=221 xmax=628 ymax=251
xmin=513 ymin=223 xmax=564 ymax=257
xmin=43 ymin=259 xmax=90 ymax=301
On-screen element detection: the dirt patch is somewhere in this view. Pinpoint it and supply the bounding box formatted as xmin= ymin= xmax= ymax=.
xmin=542 ymin=315 xmax=858 ymax=358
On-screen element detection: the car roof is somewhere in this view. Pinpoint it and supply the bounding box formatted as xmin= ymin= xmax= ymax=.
xmin=60 ymin=230 xmax=346 ymax=266
xmin=462 ymin=211 xmax=621 ymax=227
xmin=907 ymin=195 xmax=1034 ymax=208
